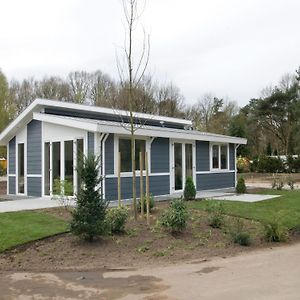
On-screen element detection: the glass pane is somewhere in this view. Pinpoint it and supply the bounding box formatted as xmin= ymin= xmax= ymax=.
xmin=44 ymin=142 xmax=50 ymax=195
xmin=77 ymin=139 xmax=84 ymax=193
xmin=64 ymin=140 xmax=74 ymax=196
xmin=18 ymin=143 xmax=24 ymax=194
xmin=52 ymin=142 xmax=61 ymax=194
xmin=212 ymin=145 xmax=219 ymax=169
xmin=185 ymin=144 xmax=193 ymax=178
xmin=174 ymin=143 xmax=183 ymax=190
xmin=119 ymin=139 xmax=131 ymax=172
xmin=135 ymin=139 xmax=146 ymax=170
xmin=221 ymin=145 xmax=228 ymax=169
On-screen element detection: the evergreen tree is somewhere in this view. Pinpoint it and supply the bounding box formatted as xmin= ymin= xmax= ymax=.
xmin=70 ymin=154 xmax=108 ymax=242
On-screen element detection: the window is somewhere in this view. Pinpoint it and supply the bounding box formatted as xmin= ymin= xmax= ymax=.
xmin=220 ymin=145 xmax=228 ymax=169
xmin=119 ymin=138 xmax=146 ymax=172
xmin=212 ymin=145 xmax=219 ymax=169
xmin=211 ymin=144 xmax=228 ymax=170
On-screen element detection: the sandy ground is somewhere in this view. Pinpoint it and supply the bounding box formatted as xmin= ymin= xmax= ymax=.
xmin=1 ymin=243 xmax=300 ymax=300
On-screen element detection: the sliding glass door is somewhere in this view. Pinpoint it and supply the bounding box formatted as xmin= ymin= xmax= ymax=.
xmin=173 ymin=142 xmax=194 ymax=192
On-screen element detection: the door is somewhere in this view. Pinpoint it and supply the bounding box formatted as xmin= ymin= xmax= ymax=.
xmin=174 ymin=143 xmax=183 ymax=191
xmin=172 ymin=142 xmax=195 ymax=193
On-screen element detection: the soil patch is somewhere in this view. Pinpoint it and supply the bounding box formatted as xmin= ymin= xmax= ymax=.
xmin=0 ymin=201 xmax=298 ymax=272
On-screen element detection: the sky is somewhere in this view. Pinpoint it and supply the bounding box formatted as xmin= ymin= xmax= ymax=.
xmin=0 ymin=0 xmax=299 ymax=107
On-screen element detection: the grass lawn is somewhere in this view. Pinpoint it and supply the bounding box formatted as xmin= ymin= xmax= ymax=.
xmin=0 ymin=211 xmax=68 ymax=252
xmin=189 ymin=189 xmax=300 ymax=229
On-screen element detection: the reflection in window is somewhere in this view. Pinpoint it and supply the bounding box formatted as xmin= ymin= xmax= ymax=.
xmin=221 ymin=145 xmax=228 ymax=169
xmin=119 ymin=138 xmax=146 ymax=172
xmin=52 ymin=142 xmax=61 ymax=194
xmin=212 ymin=144 xmax=228 ymax=170
xmin=64 ymin=140 xmax=74 ymax=196
xmin=185 ymin=144 xmax=193 ymax=178
xmin=212 ymin=145 xmax=219 ymax=169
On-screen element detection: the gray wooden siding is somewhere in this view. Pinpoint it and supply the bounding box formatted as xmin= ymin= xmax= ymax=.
xmin=196 ymin=172 xmax=235 ymax=190
xmin=151 ymin=138 xmax=169 ymax=173
xmin=105 ymin=134 xmax=114 ymax=175
xmin=196 ymin=141 xmax=210 ymax=171
xmin=105 ymin=175 xmax=170 ymax=201
xmin=27 ymin=177 xmax=42 ymax=197
xmin=27 ymin=120 xmax=42 ymax=175
xmin=9 ymin=137 xmax=16 ymax=174
xmin=8 ymin=176 xmax=16 ymax=194
xmin=229 ymin=143 xmax=235 ymax=170
xmin=87 ymin=132 xmax=94 ymax=154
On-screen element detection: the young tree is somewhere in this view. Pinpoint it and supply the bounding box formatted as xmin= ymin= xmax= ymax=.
xmin=117 ymin=0 xmax=150 ymax=220
xmin=70 ymin=154 xmax=108 ymax=242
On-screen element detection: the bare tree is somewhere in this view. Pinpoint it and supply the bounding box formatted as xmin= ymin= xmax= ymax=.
xmin=68 ymin=71 xmax=91 ymax=104
xmin=116 ymin=0 xmax=150 ymax=220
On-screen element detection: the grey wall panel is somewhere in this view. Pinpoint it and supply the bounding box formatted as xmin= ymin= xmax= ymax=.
xmin=27 ymin=177 xmax=42 ymax=197
xmin=196 ymin=172 xmax=235 ymax=191
xmin=105 ymin=134 xmax=114 ymax=175
xmin=8 ymin=176 xmax=16 ymax=194
xmin=196 ymin=141 xmax=210 ymax=171
xmin=9 ymin=137 xmax=16 ymax=174
xmin=229 ymin=143 xmax=235 ymax=170
xmin=151 ymin=138 xmax=169 ymax=173
xmin=105 ymin=175 xmax=170 ymax=201
xmin=87 ymin=132 xmax=94 ymax=154
xmin=27 ymin=120 xmax=42 ymax=175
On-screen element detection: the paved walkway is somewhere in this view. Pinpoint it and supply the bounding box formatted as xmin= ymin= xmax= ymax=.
xmin=0 ymin=243 xmax=299 ymax=299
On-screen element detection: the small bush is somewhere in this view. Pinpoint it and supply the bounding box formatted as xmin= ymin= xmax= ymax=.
xmin=264 ymin=219 xmax=288 ymax=242
xmin=236 ymin=177 xmax=246 ymax=194
xmin=183 ymin=177 xmax=196 ymax=200
xmin=230 ymin=219 xmax=251 ymax=246
xmin=138 ymin=194 xmax=155 ymax=212
xmin=106 ymin=206 xmax=129 ymax=233
xmin=206 ymin=202 xmax=225 ymax=228
xmin=159 ymin=199 xmax=189 ymax=233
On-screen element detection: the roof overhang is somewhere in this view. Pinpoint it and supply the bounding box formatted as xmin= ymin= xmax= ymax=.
xmin=0 ymin=98 xmax=193 ymax=145
xmin=33 ymin=113 xmax=247 ymax=144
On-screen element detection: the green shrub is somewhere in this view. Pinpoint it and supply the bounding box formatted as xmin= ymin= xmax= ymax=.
xmin=206 ymin=202 xmax=225 ymax=228
xmin=264 ymin=219 xmax=288 ymax=242
xmin=236 ymin=177 xmax=247 ymax=194
xmin=70 ymin=154 xmax=109 ymax=242
xmin=230 ymin=219 xmax=251 ymax=246
xmin=257 ymin=155 xmax=284 ymax=173
xmin=138 ymin=194 xmax=155 ymax=212
xmin=183 ymin=177 xmax=196 ymax=200
xmin=106 ymin=206 xmax=129 ymax=233
xmin=160 ymin=199 xmax=189 ymax=233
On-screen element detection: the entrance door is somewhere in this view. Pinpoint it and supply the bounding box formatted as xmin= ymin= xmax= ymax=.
xmin=174 ymin=143 xmax=183 ymax=190
xmin=172 ymin=142 xmax=194 ymax=193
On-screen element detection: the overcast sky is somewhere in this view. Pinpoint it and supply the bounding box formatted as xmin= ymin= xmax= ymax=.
xmin=0 ymin=0 xmax=299 ymax=107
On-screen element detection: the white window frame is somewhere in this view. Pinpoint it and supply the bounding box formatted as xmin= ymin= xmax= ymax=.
xmin=114 ymin=134 xmax=150 ymax=177
xmin=210 ymin=143 xmax=229 ymax=171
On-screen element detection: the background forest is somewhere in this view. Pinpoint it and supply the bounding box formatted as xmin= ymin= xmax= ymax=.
xmin=0 ymin=67 xmax=299 ymax=163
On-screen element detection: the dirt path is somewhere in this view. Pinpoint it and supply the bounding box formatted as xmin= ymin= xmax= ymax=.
xmin=1 ymin=243 xmax=300 ymax=299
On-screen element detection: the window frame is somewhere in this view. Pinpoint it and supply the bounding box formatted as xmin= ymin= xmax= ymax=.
xmin=210 ymin=143 xmax=229 ymax=171
xmin=117 ymin=135 xmax=148 ymax=176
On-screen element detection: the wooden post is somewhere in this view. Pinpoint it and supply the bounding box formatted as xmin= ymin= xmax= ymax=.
xmin=145 ymin=151 xmax=150 ymax=225
xmin=140 ymin=151 xmax=144 ymax=217
xmin=118 ymin=152 xmax=121 ymax=207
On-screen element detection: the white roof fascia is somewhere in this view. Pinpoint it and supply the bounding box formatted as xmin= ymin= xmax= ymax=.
xmin=35 ymin=98 xmax=192 ymax=126
xmin=33 ymin=113 xmax=247 ymax=145
xmin=33 ymin=113 xmax=99 ymax=133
